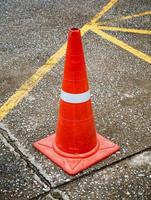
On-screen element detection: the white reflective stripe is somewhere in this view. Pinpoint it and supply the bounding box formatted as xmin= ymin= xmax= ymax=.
xmin=61 ymin=90 xmax=90 ymax=103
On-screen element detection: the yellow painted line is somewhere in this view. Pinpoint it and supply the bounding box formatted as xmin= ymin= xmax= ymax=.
xmin=81 ymin=0 xmax=118 ymax=34
xmin=101 ymin=10 xmax=151 ymax=24
xmin=0 ymin=0 xmax=118 ymax=120
xmin=99 ymin=26 xmax=151 ymax=35
xmin=0 ymin=43 xmax=67 ymax=120
xmin=90 ymin=25 xmax=151 ymax=64
xmin=89 ymin=0 xmax=118 ymax=24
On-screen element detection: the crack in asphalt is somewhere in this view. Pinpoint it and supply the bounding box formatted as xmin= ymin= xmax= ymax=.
xmin=0 ymin=125 xmax=150 ymax=200
xmin=0 ymin=126 xmax=51 ymax=189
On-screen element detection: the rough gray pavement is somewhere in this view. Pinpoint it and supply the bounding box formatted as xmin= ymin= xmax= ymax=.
xmin=0 ymin=0 xmax=105 ymax=104
xmin=0 ymin=0 xmax=151 ymax=199
xmin=41 ymin=150 xmax=151 ymax=200
xmin=0 ymin=129 xmax=49 ymax=200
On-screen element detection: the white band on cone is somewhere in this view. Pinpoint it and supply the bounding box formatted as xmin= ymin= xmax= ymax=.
xmin=61 ymin=90 xmax=90 ymax=103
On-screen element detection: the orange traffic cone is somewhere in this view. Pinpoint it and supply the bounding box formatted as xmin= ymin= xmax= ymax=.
xmin=33 ymin=28 xmax=120 ymax=175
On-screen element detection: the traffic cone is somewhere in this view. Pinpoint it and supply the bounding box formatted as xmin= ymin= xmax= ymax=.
xmin=33 ymin=28 xmax=120 ymax=175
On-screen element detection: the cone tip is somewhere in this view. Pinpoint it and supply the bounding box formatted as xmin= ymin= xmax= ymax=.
xmin=70 ymin=27 xmax=80 ymax=31
xmin=68 ymin=27 xmax=81 ymax=36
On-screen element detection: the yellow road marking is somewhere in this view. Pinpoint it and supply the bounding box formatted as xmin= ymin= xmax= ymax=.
xmin=0 ymin=0 xmax=118 ymax=120
xmin=99 ymin=26 xmax=151 ymax=35
xmin=89 ymin=0 xmax=118 ymax=24
xmin=0 ymin=43 xmax=67 ymax=120
xmin=101 ymin=10 xmax=151 ymax=24
xmin=81 ymin=0 xmax=118 ymax=34
xmin=90 ymin=25 xmax=151 ymax=64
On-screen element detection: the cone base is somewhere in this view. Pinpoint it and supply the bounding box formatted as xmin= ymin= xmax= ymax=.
xmin=33 ymin=134 xmax=120 ymax=175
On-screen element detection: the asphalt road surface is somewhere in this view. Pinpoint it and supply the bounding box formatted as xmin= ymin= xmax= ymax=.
xmin=0 ymin=0 xmax=151 ymax=199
